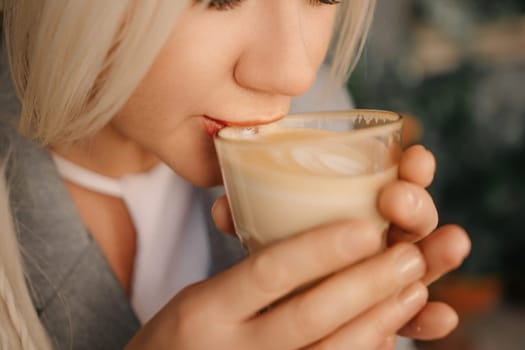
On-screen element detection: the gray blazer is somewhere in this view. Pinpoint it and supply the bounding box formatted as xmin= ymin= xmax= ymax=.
xmin=0 ymin=118 xmax=245 ymax=350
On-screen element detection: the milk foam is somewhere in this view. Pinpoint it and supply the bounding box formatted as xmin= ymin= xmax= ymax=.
xmin=216 ymin=126 xmax=399 ymax=253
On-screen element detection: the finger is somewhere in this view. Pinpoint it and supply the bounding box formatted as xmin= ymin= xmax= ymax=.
xmin=418 ymin=225 xmax=471 ymax=285
xmin=387 ymin=226 xmax=421 ymax=245
xmin=203 ymin=221 xmax=382 ymax=321
xmin=398 ymin=301 xmax=459 ymax=340
xmin=307 ymin=282 xmax=427 ymax=350
xmin=399 ymin=145 xmax=435 ymax=188
xmin=379 ymin=181 xmax=438 ymax=238
xmin=246 ymin=243 xmax=426 ymax=350
xmin=211 ymin=195 xmax=236 ymax=236
xmin=375 ymin=336 xmax=397 ymax=350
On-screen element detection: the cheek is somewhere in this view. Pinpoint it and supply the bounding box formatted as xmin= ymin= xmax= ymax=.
xmin=118 ymin=62 xmax=194 ymax=128
xmin=303 ymin=6 xmax=338 ymax=65
xmin=112 ymin=110 xmax=223 ymax=187
xmin=111 ymin=45 xmax=230 ymax=186
xmin=115 ymin=15 xmax=239 ymax=132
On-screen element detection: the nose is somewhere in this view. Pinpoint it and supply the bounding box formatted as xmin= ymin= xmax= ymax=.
xmin=233 ymin=3 xmax=321 ymax=97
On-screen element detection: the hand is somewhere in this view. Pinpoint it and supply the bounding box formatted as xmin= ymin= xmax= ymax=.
xmin=212 ymin=144 xmax=471 ymax=346
xmin=127 ymin=145 xmax=469 ymax=350
xmin=127 ymin=221 xmax=427 ymax=350
xmin=378 ymin=145 xmax=471 ymax=343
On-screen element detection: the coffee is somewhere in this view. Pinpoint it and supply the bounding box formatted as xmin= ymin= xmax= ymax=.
xmin=216 ymin=126 xmax=399 ymax=253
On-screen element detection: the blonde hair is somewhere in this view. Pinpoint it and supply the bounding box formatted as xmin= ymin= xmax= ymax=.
xmin=333 ymin=0 xmax=377 ymax=80
xmin=3 ymin=0 xmax=188 ymax=145
xmin=0 ymin=1 xmax=376 ymax=349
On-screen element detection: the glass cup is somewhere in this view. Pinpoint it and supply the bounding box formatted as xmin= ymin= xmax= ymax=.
xmin=214 ymin=109 xmax=403 ymax=254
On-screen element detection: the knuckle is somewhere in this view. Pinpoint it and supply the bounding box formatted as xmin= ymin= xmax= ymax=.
xmin=173 ymin=300 xmax=199 ymax=339
xmin=293 ymin=298 xmax=324 ymax=340
xmin=172 ymin=284 xmax=210 ymax=339
xmin=175 ymin=285 xmax=197 ymax=316
xmin=362 ymin=223 xmax=384 ymax=252
xmin=249 ymin=250 xmax=290 ymax=294
xmin=333 ymin=221 xmax=381 ymax=260
xmin=371 ymin=316 xmax=391 ymax=340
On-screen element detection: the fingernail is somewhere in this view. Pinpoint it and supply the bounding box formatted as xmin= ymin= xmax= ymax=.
xmin=398 ymin=283 xmax=426 ymax=308
xmin=397 ymin=246 xmax=425 ymax=281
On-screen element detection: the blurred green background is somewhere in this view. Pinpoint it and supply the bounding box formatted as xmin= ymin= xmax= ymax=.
xmin=347 ymin=1 xmax=525 ymax=349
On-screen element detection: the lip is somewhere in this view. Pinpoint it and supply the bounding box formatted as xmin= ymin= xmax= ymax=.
xmin=199 ymin=114 xmax=284 ymax=137
xmin=200 ymin=116 xmax=227 ymax=137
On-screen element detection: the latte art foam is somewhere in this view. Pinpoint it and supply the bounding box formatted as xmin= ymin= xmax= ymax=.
xmin=277 ymin=145 xmax=369 ymax=176
xmin=220 ymin=126 xmax=386 ymax=176
xmin=216 ymin=126 xmax=400 ymax=253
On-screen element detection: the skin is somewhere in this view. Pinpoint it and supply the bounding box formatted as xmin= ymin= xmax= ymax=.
xmin=51 ymin=1 xmax=471 ymax=349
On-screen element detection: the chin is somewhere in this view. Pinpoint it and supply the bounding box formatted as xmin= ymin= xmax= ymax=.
xmin=172 ymin=152 xmax=223 ymax=188
xmin=161 ymin=118 xmax=224 ymax=187
xmin=190 ymin=166 xmax=223 ymax=188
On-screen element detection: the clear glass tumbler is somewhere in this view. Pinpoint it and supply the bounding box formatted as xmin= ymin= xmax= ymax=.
xmin=215 ymin=109 xmax=403 ymax=254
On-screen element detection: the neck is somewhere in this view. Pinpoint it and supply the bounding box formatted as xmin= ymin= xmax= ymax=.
xmin=50 ymin=124 xmax=159 ymax=178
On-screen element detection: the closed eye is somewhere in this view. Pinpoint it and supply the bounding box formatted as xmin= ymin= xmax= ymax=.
xmin=194 ymin=0 xmax=341 ymax=11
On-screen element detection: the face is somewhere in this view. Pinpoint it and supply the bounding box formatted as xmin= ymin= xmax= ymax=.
xmin=111 ymin=0 xmax=339 ymax=187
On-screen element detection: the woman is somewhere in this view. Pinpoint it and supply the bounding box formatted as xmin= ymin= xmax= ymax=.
xmin=0 ymin=1 xmax=470 ymax=349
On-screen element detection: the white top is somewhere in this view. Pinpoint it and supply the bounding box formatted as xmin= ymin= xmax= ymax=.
xmin=52 ymin=154 xmax=210 ymax=324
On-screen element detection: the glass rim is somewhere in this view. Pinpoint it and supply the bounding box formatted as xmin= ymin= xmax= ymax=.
xmin=215 ymin=109 xmax=403 ymax=146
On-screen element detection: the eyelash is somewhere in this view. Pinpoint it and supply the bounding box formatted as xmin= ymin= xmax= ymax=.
xmin=200 ymin=0 xmax=341 ymax=11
